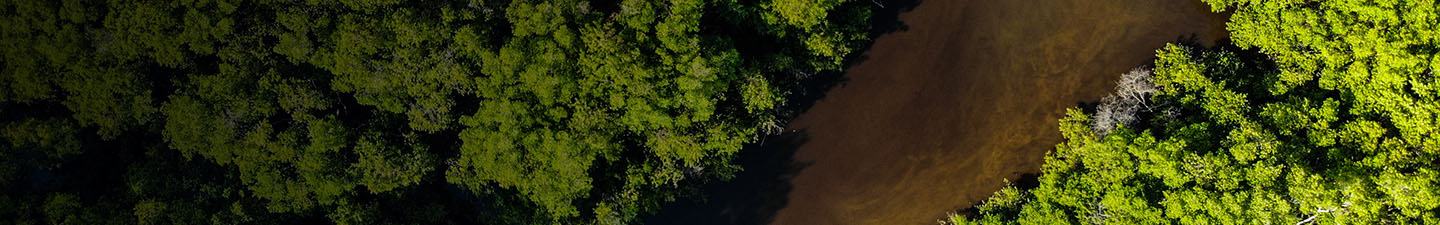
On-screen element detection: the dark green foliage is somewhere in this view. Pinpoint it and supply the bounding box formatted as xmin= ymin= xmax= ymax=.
xmin=0 ymin=0 xmax=872 ymax=224
xmin=951 ymin=1 xmax=1440 ymax=224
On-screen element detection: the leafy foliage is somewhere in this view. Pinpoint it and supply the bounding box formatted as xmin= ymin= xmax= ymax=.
xmin=0 ymin=0 xmax=874 ymax=224
xmin=952 ymin=1 xmax=1440 ymax=223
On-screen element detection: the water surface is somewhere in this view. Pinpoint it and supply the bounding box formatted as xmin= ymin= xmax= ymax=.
xmin=651 ymin=1 xmax=1228 ymax=224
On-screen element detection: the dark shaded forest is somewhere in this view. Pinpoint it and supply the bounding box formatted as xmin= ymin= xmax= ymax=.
xmin=0 ymin=0 xmax=880 ymax=224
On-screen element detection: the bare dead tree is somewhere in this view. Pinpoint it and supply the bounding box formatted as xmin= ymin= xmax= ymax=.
xmin=1084 ymin=198 xmax=1111 ymax=225
xmin=1114 ymin=68 xmax=1158 ymax=109
xmin=1093 ymin=67 xmax=1157 ymax=137
xmin=1296 ymin=196 xmax=1353 ymax=225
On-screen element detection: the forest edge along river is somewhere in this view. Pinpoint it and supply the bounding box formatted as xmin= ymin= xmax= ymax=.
xmin=648 ymin=0 xmax=1228 ymax=224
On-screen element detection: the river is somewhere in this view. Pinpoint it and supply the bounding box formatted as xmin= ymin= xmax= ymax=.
xmin=649 ymin=0 xmax=1228 ymax=224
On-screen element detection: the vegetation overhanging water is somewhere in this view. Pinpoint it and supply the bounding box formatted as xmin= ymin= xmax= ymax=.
xmin=1 ymin=0 xmax=1437 ymax=224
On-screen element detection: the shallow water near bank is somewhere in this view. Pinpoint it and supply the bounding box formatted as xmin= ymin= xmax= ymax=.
xmin=649 ymin=0 xmax=1228 ymax=224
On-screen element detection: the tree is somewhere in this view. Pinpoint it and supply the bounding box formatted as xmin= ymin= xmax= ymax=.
xmin=0 ymin=0 xmax=876 ymax=224
xmin=1093 ymin=68 xmax=1158 ymax=137
xmin=950 ymin=0 xmax=1440 ymax=223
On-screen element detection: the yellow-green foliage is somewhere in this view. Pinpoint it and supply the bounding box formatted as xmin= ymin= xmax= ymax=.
xmin=955 ymin=1 xmax=1440 ymax=223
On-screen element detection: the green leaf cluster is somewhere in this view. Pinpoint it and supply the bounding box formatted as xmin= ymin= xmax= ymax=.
xmin=952 ymin=1 xmax=1440 ymax=224
xmin=0 ymin=0 xmax=874 ymax=224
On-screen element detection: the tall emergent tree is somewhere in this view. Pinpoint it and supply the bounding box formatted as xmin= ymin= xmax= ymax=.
xmin=0 ymin=0 xmax=874 ymax=224
xmin=951 ymin=0 xmax=1439 ymax=224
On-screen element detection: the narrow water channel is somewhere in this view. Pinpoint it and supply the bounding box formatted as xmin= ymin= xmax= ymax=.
xmin=650 ymin=0 xmax=1228 ymax=224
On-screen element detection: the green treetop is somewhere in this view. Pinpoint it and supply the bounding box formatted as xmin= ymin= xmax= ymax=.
xmin=0 ymin=0 xmax=875 ymax=224
xmin=951 ymin=1 xmax=1440 ymax=224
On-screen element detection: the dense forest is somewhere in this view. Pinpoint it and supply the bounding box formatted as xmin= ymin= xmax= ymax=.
xmin=0 ymin=0 xmax=874 ymax=224
xmin=951 ymin=0 xmax=1440 ymax=224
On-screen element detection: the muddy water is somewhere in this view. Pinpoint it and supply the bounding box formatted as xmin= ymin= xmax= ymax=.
xmin=765 ymin=1 xmax=1228 ymax=225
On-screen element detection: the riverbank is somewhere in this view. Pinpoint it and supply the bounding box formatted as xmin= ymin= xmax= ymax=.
xmin=648 ymin=0 xmax=1229 ymax=224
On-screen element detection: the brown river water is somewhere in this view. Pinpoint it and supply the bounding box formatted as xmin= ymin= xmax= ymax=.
xmin=649 ymin=0 xmax=1227 ymax=224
